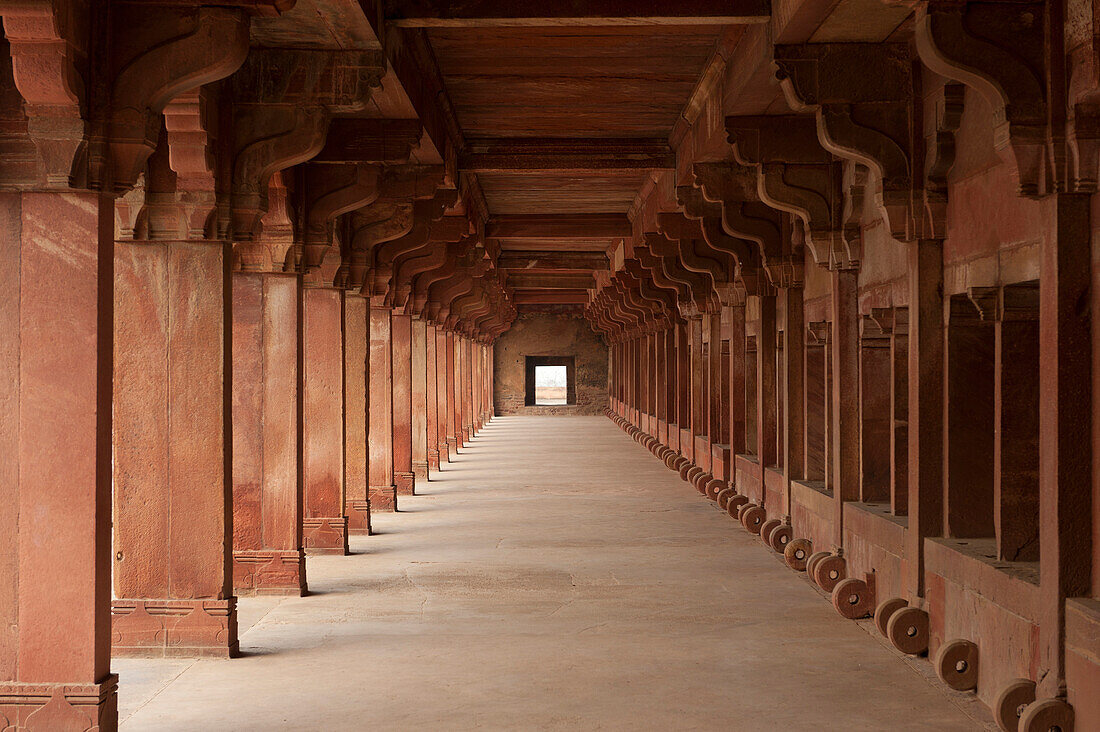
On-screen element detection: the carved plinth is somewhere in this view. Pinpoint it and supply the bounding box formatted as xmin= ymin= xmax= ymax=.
xmin=112 ymin=599 xmax=238 ymax=658
xmin=369 ymin=485 xmax=397 ymax=512
xmin=413 ymin=460 xmax=429 ymax=481
xmin=427 ymin=447 xmax=440 ymax=470
xmin=346 ymin=499 xmax=372 ymax=535
xmin=303 ymin=517 xmax=349 ymax=555
xmin=395 ymin=472 xmax=416 ymax=496
xmin=444 ymin=439 xmax=456 ymax=459
xmin=0 ymin=676 xmax=118 ymax=732
xmin=232 ymin=549 xmax=306 ymax=596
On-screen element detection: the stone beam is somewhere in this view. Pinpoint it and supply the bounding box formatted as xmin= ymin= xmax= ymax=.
xmin=384 ymin=0 xmax=770 ymax=26
xmin=498 ymin=252 xmax=610 ymax=271
xmin=513 ymin=290 xmax=592 ymax=305
xmin=313 ymin=119 xmax=423 ymax=164
xmin=487 ymin=214 xmax=632 ymax=240
xmin=507 ymin=273 xmax=595 ymax=290
xmin=460 ymin=138 xmax=674 ymax=172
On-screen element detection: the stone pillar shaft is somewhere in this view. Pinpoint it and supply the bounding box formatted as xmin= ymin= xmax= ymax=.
xmin=112 ymin=234 xmax=237 ymax=657
xmin=436 ymin=328 xmax=450 ymax=463
xmin=905 ymin=240 xmax=944 ymax=599
xmin=830 ymin=269 xmax=859 ymax=550
xmin=301 ymin=286 xmax=348 ymax=555
xmin=344 ymin=295 xmax=370 ymax=535
xmin=782 ymin=287 xmax=805 ymax=513
xmin=445 ymin=331 xmax=457 ymax=457
xmin=411 ymin=319 xmax=429 ymax=480
xmin=392 ymin=313 xmax=415 ymax=496
xmin=232 ymin=270 xmax=306 ymax=594
xmin=369 ymin=306 xmax=396 ymax=511
xmin=0 ymin=190 xmax=118 ymax=727
xmin=426 ymin=324 xmax=440 ymax=472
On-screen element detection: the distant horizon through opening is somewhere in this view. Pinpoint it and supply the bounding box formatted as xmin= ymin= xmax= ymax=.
xmin=534 ymin=365 xmax=568 ymax=405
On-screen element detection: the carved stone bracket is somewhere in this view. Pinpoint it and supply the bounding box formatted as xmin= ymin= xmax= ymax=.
xmin=229 ymin=48 xmax=386 ymax=243
xmin=774 ymin=43 xmax=916 ymax=240
xmin=691 ymin=161 xmax=778 ymax=265
xmin=101 ymin=6 xmax=250 ymax=192
xmin=3 ymin=2 xmax=260 ymax=192
xmin=301 ymin=162 xmax=381 ymax=283
xmin=913 ymin=1 xmax=1048 ymax=197
xmin=1 ymin=0 xmax=90 ymax=188
xmin=923 ymin=83 xmax=965 ymax=238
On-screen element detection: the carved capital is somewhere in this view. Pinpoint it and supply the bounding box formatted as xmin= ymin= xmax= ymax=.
xmin=231 ymin=106 xmax=327 ymax=241
xmin=2 ymin=0 xmax=88 ymax=187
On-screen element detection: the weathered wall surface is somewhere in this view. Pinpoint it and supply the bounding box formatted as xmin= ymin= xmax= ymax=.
xmin=493 ymin=314 xmax=608 ymax=415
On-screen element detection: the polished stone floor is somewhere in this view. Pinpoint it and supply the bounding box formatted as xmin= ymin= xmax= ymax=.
xmin=117 ymin=415 xmax=992 ymax=730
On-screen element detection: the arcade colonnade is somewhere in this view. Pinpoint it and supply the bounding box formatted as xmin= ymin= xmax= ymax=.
xmin=0 ymin=1 xmax=1099 ymax=731
xmin=0 ymin=3 xmax=502 ymax=729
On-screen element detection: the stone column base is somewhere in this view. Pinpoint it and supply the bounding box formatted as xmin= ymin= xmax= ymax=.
xmin=232 ymin=549 xmax=306 ymax=596
xmin=112 ymin=598 xmax=238 ymax=658
xmin=395 ymin=472 xmax=416 ymax=496
xmin=345 ymin=499 xmax=372 ymax=535
xmin=369 ymin=485 xmax=397 ymax=512
xmin=427 ymin=447 xmax=440 ymax=470
xmin=0 ymin=675 xmax=118 ymax=731
xmin=303 ymin=517 xmax=349 ymax=555
xmin=439 ymin=441 xmax=451 ymax=463
xmin=413 ymin=460 xmax=428 ymax=481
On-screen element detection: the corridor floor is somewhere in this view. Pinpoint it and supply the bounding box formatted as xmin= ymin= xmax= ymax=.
xmin=117 ymin=416 xmax=992 ymax=730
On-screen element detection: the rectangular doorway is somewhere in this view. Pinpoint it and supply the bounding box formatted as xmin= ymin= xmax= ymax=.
xmin=524 ymin=356 xmax=576 ymax=406
xmin=535 ymin=365 xmax=568 ymax=405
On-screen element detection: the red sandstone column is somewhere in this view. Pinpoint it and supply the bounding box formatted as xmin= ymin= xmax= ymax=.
xmin=463 ymin=338 xmax=475 ymax=440
xmin=1037 ymin=194 xmax=1092 ymax=699
xmin=708 ymin=313 xmax=727 ymax=479
xmin=487 ymin=343 xmax=495 ymax=422
xmin=676 ymin=323 xmax=691 ymax=457
xmin=232 ymin=269 xmax=307 ymax=594
xmin=392 ymin=312 xmax=415 ymax=495
xmin=301 ymin=285 xmax=348 ymax=555
xmin=0 ymin=190 xmax=118 ymax=725
xmin=756 ymin=295 xmax=778 ymax=503
xmin=689 ymin=317 xmax=706 ymax=463
xmin=455 ymin=335 xmax=467 ymax=446
xmin=437 ymin=328 xmax=451 ymax=462
xmin=654 ymin=330 xmax=666 ymax=440
xmin=113 ymin=233 xmax=237 ymax=658
xmin=445 ymin=331 xmax=458 ymax=456
xmin=469 ymin=338 xmax=479 ymax=432
xmin=369 ymin=305 xmax=396 ymax=511
xmin=782 ymin=286 xmax=805 ymax=513
xmin=830 ymin=269 xmax=860 ymax=551
xmin=728 ymin=304 xmax=747 ymax=457
xmin=890 ymin=309 xmax=909 ymax=516
xmin=664 ymin=326 xmax=677 ymax=446
xmin=481 ymin=343 xmax=490 ymax=426
xmin=426 ymin=324 xmax=440 ymax=473
xmin=905 ymin=240 xmax=944 ymax=599
xmin=344 ymin=293 xmax=371 ymax=534
xmin=411 ymin=318 xmax=429 ymax=482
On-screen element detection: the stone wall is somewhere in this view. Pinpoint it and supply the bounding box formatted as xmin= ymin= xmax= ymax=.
xmin=493 ymin=314 xmax=608 ymax=415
